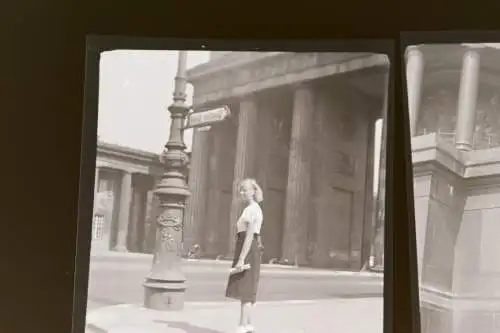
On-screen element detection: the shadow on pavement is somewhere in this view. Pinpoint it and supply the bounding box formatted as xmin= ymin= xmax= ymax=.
xmin=155 ymin=320 xmax=224 ymax=333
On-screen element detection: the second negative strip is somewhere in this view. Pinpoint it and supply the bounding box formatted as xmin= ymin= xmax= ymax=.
xmin=405 ymin=39 xmax=500 ymax=333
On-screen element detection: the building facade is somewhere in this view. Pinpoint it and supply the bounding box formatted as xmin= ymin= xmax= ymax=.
xmin=92 ymin=141 xmax=165 ymax=254
xmin=407 ymin=44 xmax=500 ymax=333
xmin=184 ymin=52 xmax=389 ymax=271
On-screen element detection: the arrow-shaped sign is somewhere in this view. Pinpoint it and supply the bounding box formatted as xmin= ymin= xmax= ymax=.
xmin=184 ymin=106 xmax=231 ymax=129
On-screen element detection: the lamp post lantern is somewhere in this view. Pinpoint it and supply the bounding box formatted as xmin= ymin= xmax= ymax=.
xmin=143 ymin=51 xmax=191 ymax=311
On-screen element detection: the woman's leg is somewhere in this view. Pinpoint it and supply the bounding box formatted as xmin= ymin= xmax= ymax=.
xmin=246 ymin=302 xmax=256 ymax=330
xmin=239 ymin=301 xmax=252 ymax=326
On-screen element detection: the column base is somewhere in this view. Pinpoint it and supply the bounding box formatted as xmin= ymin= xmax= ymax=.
xmin=112 ymin=245 xmax=128 ymax=252
xmin=143 ymin=279 xmax=187 ymax=311
xmin=280 ymin=253 xmax=307 ymax=267
xmin=91 ymin=237 xmax=111 ymax=253
xmin=370 ymin=265 xmax=384 ymax=273
xmin=455 ymin=142 xmax=472 ymax=151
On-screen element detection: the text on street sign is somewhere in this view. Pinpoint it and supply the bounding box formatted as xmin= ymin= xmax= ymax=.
xmin=185 ymin=106 xmax=231 ymax=129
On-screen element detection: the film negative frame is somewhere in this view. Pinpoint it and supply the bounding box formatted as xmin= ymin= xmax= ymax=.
xmin=75 ymin=37 xmax=394 ymax=333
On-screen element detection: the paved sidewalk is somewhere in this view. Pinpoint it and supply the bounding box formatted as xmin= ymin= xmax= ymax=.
xmin=86 ymin=298 xmax=383 ymax=333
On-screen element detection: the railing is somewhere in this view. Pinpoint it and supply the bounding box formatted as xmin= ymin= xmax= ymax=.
xmin=437 ymin=129 xmax=456 ymax=146
xmin=473 ymin=132 xmax=499 ymax=150
xmin=417 ymin=128 xmax=500 ymax=150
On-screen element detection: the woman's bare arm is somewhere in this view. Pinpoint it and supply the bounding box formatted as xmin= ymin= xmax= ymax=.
xmin=238 ymin=217 xmax=257 ymax=264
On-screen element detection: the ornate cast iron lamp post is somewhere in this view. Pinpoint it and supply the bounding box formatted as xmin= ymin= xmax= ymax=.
xmin=143 ymin=51 xmax=191 ymax=311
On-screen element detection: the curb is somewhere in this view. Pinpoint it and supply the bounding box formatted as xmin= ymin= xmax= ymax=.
xmin=87 ymin=295 xmax=384 ymax=315
xmin=88 ymin=297 xmax=382 ymax=314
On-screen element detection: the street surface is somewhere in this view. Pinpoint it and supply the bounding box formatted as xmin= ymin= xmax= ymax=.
xmin=86 ymin=253 xmax=383 ymax=311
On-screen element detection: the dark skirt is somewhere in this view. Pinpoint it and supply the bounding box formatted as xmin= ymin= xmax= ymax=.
xmin=225 ymin=232 xmax=261 ymax=303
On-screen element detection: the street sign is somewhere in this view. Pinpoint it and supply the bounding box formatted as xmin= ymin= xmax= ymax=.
xmin=184 ymin=106 xmax=231 ymax=129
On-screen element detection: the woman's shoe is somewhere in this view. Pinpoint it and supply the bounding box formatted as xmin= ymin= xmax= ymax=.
xmin=234 ymin=325 xmax=248 ymax=333
xmin=245 ymin=325 xmax=255 ymax=332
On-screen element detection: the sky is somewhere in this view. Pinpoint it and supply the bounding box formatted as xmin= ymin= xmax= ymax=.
xmin=97 ymin=50 xmax=211 ymax=153
xmin=97 ymin=50 xmax=383 ymax=192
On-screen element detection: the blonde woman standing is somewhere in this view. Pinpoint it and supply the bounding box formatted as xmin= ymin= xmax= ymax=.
xmin=225 ymin=178 xmax=264 ymax=333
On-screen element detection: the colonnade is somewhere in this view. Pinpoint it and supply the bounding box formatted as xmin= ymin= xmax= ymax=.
xmin=92 ymin=167 xmax=156 ymax=252
xmin=406 ymin=45 xmax=481 ymax=151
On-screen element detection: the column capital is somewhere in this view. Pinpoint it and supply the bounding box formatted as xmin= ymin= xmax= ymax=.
xmin=291 ymin=82 xmax=315 ymax=104
xmin=462 ymin=43 xmax=486 ymax=51
xmin=462 ymin=46 xmax=481 ymax=61
xmin=121 ymin=169 xmax=134 ymax=175
xmin=239 ymin=92 xmax=257 ymax=103
xmin=405 ymin=45 xmax=424 ymax=63
xmin=291 ymin=81 xmax=313 ymax=91
xmin=95 ymin=161 xmax=108 ymax=169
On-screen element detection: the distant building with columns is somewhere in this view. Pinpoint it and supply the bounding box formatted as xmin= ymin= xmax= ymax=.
xmin=184 ymin=52 xmax=389 ymax=271
xmin=407 ymin=44 xmax=500 ymax=333
xmin=92 ymin=141 xmax=191 ymax=254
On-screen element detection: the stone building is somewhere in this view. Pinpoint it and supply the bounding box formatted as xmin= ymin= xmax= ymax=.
xmin=184 ymin=52 xmax=390 ymax=270
xmin=407 ymin=44 xmax=500 ymax=333
xmin=92 ymin=141 xmax=164 ymax=254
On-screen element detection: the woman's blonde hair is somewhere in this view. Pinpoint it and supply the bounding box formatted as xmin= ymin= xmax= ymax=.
xmin=240 ymin=178 xmax=264 ymax=203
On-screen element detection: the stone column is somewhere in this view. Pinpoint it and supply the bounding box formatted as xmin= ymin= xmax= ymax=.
xmin=455 ymin=48 xmax=481 ymax=151
xmin=136 ymin=189 xmax=149 ymax=253
xmin=129 ymin=186 xmax=147 ymax=253
xmin=205 ymin=132 xmax=222 ymax=257
xmin=361 ymin=115 xmax=377 ymax=268
xmin=281 ymin=84 xmax=315 ymax=266
xmin=405 ymin=45 xmax=425 ymax=137
xmin=256 ymin=103 xmax=273 ymax=191
xmin=227 ymin=96 xmax=259 ymax=257
xmin=113 ymin=170 xmax=133 ymax=252
xmin=184 ymin=128 xmax=210 ymax=253
xmin=373 ymin=72 xmax=389 ymax=270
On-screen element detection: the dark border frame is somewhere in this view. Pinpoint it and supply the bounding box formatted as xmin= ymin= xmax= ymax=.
xmin=74 ymin=37 xmax=395 ymax=333
xmin=401 ymin=31 xmax=500 ymax=46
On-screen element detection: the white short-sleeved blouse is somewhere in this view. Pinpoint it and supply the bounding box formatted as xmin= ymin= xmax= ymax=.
xmin=236 ymin=202 xmax=263 ymax=234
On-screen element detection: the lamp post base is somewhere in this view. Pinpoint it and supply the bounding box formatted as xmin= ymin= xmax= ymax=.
xmin=143 ymin=280 xmax=187 ymax=311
